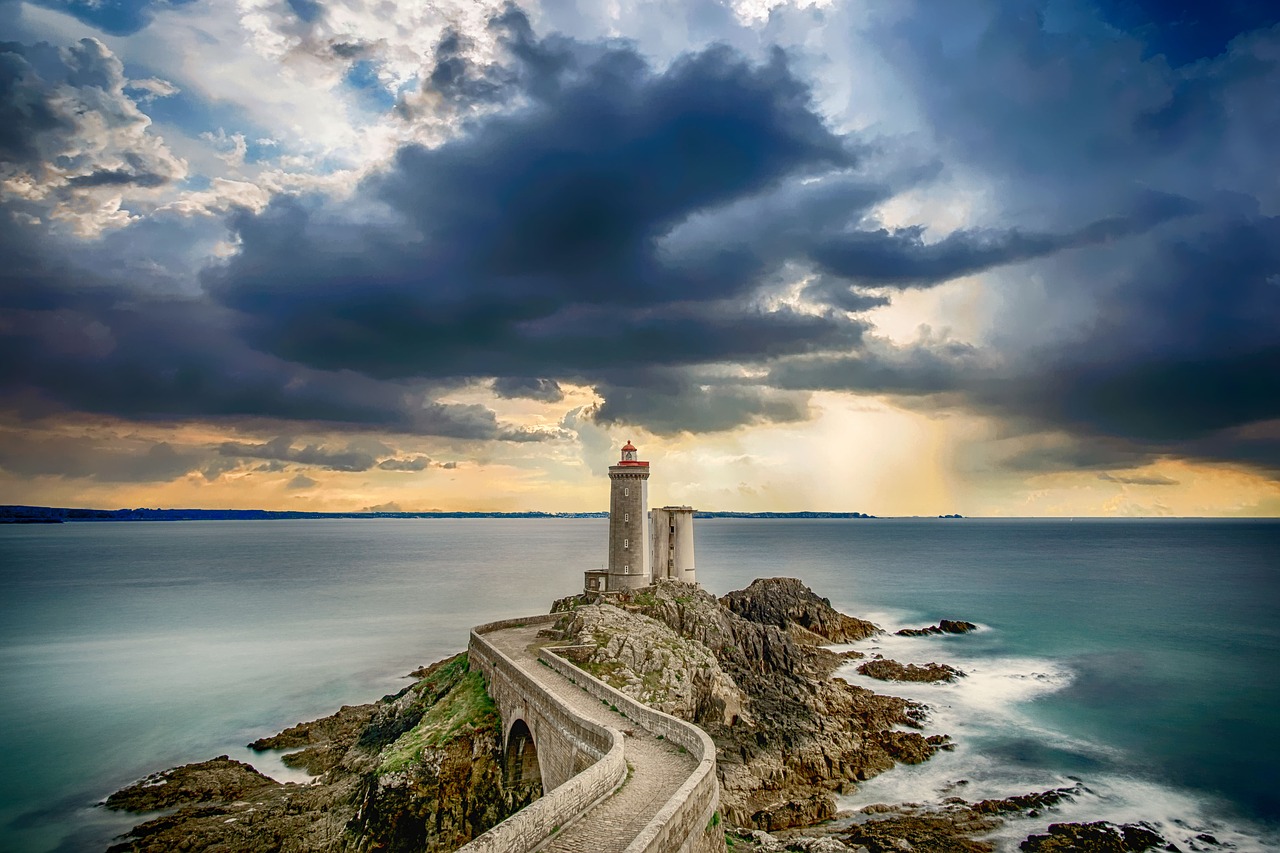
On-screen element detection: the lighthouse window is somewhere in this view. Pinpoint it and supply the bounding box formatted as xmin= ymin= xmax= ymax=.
xmin=624 ymin=487 xmax=629 ymax=496
xmin=670 ymin=525 xmax=675 ymax=533
xmin=624 ymin=513 xmax=629 ymax=522
xmin=624 ymin=564 xmax=629 ymax=573
xmin=624 ymin=539 xmax=629 ymax=549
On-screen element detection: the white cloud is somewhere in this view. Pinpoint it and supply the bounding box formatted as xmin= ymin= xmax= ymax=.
xmin=1 ymin=37 xmax=188 ymax=236
xmin=126 ymin=76 xmax=180 ymax=99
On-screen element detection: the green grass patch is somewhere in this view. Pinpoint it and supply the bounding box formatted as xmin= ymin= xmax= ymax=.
xmin=378 ymin=667 xmax=497 ymax=774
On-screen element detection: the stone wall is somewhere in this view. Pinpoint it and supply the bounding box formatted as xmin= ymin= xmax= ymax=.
xmin=607 ymin=467 xmax=651 ymax=590
xmin=539 ymin=649 xmax=725 ymax=853
xmin=462 ymin=616 xmax=627 ymax=852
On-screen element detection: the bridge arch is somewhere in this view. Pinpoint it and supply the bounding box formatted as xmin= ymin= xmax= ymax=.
xmin=504 ymin=718 xmax=543 ymax=796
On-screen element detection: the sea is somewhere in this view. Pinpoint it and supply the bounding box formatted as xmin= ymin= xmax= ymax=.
xmin=0 ymin=518 xmax=1276 ymax=852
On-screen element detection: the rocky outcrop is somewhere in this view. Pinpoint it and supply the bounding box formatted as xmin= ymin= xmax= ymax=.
xmin=105 ymin=756 xmax=279 ymax=813
xmin=553 ymin=603 xmax=748 ymax=726
xmin=720 ymin=577 xmax=880 ymax=644
xmin=829 ymin=787 xmax=1086 ymax=853
xmin=722 ymin=786 xmax=1090 ymax=853
xmin=1019 ymin=821 xmax=1175 ymax=852
xmin=895 ymin=620 xmax=978 ymax=637
xmin=856 ymin=659 xmax=964 ymax=683
xmin=551 ymin=579 xmax=946 ymax=832
xmin=248 ymin=703 xmax=378 ymax=775
xmin=107 ymin=653 xmax=532 ymax=853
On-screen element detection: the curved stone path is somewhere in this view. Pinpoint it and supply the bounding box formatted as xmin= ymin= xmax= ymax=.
xmin=485 ymin=624 xmax=697 ymax=853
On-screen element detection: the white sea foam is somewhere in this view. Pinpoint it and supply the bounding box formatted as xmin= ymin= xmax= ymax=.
xmin=979 ymin=776 xmax=1280 ymax=852
xmin=236 ymin=746 xmax=320 ymax=785
xmin=834 ymin=643 xmax=1278 ymax=851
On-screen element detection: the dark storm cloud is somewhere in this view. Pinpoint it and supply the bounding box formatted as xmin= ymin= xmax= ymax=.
xmin=1098 ymin=472 xmax=1179 ymax=486
xmin=64 ymin=166 xmax=172 ymax=188
xmin=0 ymin=433 xmax=203 ymax=482
xmin=994 ymin=438 xmax=1157 ymax=475
xmin=492 ymin=377 xmax=566 ymax=403
xmin=1094 ymin=0 xmax=1280 ymax=66
xmin=772 ymin=213 xmax=1280 ymax=474
xmin=377 ymin=455 xmax=432 ymax=471
xmin=769 ymin=339 xmax=982 ymax=396
xmin=218 ymin=437 xmax=380 ymax=472
xmin=0 ymin=39 xmax=186 ymax=196
xmin=420 ymin=27 xmax=512 ymax=107
xmin=765 ymin=1 xmax=1280 ymax=477
xmin=808 ymin=194 xmax=1198 ymax=288
xmin=591 ymin=370 xmax=811 ymax=435
xmin=990 ymin=214 xmax=1280 ymax=448
xmin=6 ymin=0 xmax=1279 ymax=467
xmin=0 ymin=212 xmax=546 ymax=440
xmin=207 ymin=22 xmax=856 ymax=387
xmin=0 ymin=42 xmax=71 ymax=165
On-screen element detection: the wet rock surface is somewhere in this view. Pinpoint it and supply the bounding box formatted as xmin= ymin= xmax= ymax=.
xmin=842 ymin=788 xmax=1127 ymax=853
xmin=105 ymin=653 xmax=533 ymax=852
xmin=724 ymin=786 xmax=1098 ymax=853
xmin=1019 ymin=821 xmax=1178 ymax=851
xmin=105 ymin=756 xmax=279 ymax=813
xmin=895 ymin=620 xmax=978 ymax=637
xmin=856 ymin=659 xmax=964 ymax=683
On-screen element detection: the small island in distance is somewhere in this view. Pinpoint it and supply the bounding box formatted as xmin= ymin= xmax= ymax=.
xmin=0 ymin=505 xmax=895 ymax=523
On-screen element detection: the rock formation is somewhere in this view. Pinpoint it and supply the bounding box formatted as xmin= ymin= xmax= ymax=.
xmin=719 ymin=578 xmax=880 ymax=645
xmin=106 ymin=653 xmax=535 ymax=852
xmin=550 ymin=578 xmax=948 ymax=831
xmin=107 ymin=576 xmax=1182 ymax=853
xmin=856 ymin=659 xmax=963 ymax=683
xmin=1019 ymin=821 xmax=1175 ymax=852
xmin=895 ymin=620 xmax=978 ymax=637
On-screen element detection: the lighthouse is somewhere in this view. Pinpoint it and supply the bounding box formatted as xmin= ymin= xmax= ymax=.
xmin=583 ymin=441 xmax=698 ymax=595
xmin=607 ymin=440 xmax=652 ymax=590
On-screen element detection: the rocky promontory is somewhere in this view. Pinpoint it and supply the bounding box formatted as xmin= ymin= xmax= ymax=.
xmin=549 ymin=578 xmax=947 ymax=830
xmin=105 ymin=654 xmax=536 ymax=852
xmin=105 ymin=577 xmax=1171 ymax=853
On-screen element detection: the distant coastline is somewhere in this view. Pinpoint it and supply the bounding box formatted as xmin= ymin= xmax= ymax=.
xmin=0 ymin=505 xmax=882 ymax=523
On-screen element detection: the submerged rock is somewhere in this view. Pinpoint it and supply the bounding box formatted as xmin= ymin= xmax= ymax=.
xmin=895 ymin=620 xmax=978 ymax=637
xmin=856 ymin=659 xmax=964 ymax=683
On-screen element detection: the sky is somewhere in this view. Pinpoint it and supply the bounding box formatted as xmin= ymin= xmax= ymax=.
xmin=1 ymin=0 xmax=1278 ymax=516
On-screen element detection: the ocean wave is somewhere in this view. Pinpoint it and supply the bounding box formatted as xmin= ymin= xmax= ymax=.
xmin=835 ymin=648 xmax=1278 ymax=851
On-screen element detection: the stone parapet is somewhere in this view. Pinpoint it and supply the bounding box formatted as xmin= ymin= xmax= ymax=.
xmin=539 ymin=648 xmax=724 ymax=853
xmin=462 ymin=617 xmax=626 ymax=853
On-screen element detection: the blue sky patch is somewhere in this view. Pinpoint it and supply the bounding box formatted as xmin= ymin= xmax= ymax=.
xmin=30 ymin=0 xmax=198 ymax=36
xmin=343 ymin=59 xmax=396 ymax=111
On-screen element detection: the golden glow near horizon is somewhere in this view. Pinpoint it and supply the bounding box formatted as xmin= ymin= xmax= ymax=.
xmin=4 ymin=392 xmax=1278 ymax=516
xmin=2 ymin=4 xmax=1276 ymax=519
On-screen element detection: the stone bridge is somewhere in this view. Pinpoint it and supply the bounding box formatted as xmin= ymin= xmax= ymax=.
xmin=459 ymin=614 xmax=725 ymax=853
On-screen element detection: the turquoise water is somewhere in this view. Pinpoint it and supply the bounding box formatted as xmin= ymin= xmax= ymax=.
xmin=0 ymin=518 xmax=1276 ymax=851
